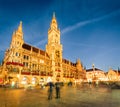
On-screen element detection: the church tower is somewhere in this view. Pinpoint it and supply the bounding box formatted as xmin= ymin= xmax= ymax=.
xmin=4 ymin=21 xmax=24 ymax=63
xmin=2 ymin=21 xmax=24 ymax=76
xmin=46 ymin=13 xmax=63 ymax=81
xmin=10 ymin=21 xmax=24 ymax=49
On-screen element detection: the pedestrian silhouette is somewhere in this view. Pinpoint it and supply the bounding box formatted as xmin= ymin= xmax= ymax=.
xmin=48 ymin=82 xmax=54 ymax=100
xmin=55 ymin=79 xmax=60 ymax=99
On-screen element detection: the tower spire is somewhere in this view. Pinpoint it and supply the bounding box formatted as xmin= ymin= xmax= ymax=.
xmin=53 ymin=12 xmax=55 ymax=18
xmin=76 ymin=58 xmax=83 ymax=71
xmin=50 ymin=12 xmax=58 ymax=29
xmin=17 ymin=21 xmax=23 ymax=33
xmin=77 ymin=59 xmax=81 ymax=64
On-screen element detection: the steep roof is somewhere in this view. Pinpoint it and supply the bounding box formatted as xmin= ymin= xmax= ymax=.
xmin=22 ymin=43 xmax=49 ymax=58
xmin=86 ymin=68 xmax=103 ymax=72
xmin=113 ymin=69 xmax=120 ymax=74
xmin=62 ymin=58 xmax=76 ymax=66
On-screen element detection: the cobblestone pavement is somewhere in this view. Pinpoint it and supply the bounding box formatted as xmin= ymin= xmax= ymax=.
xmin=0 ymin=84 xmax=120 ymax=107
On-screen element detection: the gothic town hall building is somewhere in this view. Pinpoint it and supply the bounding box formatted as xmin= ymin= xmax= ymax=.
xmin=3 ymin=14 xmax=86 ymax=84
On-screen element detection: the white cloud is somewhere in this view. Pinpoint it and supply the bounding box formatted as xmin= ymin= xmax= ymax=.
xmin=34 ymin=38 xmax=47 ymax=47
xmin=61 ymin=9 xmax=120 ymax=34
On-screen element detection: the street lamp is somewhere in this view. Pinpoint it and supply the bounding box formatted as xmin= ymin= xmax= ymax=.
xmin=92 ymin=63 xmax=95 ymax=76
xmin=92 ymin=63 xmax=96 ymax=82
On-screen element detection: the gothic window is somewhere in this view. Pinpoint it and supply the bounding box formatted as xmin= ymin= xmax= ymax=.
xmin=55 ymin=50 xmax=60 ymax=58
xmin=16 ymin=52 xmax=19 ymax=56
xmin=23 ymin=55 xmax=25 ymax=59
xmin=23 ymin=62 xmax=28 ymax=67
xmin=26 ymin=56 xmax=28 ymax=60
xmin=26 ymin=63 xmax=28 ymax=67
xmin=23 ymin=55 xmax=29 ymax=60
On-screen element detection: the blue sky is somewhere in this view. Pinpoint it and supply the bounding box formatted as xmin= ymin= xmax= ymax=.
xmin=0 ymin=0 xmax=120 ymax=72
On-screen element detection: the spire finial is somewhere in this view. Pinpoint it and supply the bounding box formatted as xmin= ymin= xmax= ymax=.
xmin=20 ymin=21 xmax=22 ymax=26
xmin=17 ymin=21 xmax=22 ymax=33
xmin=53 ymin=12 xmax=55 ymax=18
xmin=77 ymin=58 xmax=81 ymax=64
xmin=50 ymin=12 xmax=58 ymax=29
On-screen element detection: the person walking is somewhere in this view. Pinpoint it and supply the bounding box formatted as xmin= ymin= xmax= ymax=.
xmin=48 ymin=82 xmax=54 ymax=100
xmin=55 ymin=79 xmax=60 ymax=99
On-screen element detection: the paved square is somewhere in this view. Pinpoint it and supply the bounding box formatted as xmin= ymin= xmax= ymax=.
xmin=0 ymin=84 xmax=120 ymax=107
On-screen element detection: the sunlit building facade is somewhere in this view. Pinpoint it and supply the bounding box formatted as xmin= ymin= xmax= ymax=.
xmin=2 ymin=14 xmax=86 ymax=85
xmin=86 ymin=67 xmax=106 ymax=82
xmin=107 ymin=68 xmax=120 ymax=81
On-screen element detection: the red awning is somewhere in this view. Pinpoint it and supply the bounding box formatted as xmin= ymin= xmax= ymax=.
xmin=0 ymin=78 xmax=3 ymax=84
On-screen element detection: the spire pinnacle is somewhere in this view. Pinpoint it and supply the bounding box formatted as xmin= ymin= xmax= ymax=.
xmin=77 ymin=59 xmax=81 ymax=64
xmin=53 ymin=12 xmax=55 ymax=18
xmin=50 ymin=12 xmax=57 ymax=29
xmin=17 ymin=21 xmax=22 ymax=33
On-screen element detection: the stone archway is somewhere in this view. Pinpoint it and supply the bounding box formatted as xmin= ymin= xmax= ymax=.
xmin=13 ymin=67 xmax=19 ymax=73
xmin=46 ymin=76 xmax=53 ymax=83
xmin=31 ymin=77 xmax=39 ymax=85
xmin=21 ymin=76 xmax=30 ymax=85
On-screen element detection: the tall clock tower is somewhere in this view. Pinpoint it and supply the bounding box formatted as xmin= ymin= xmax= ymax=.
xmin=46 ymin=13 xmax=63 ymax=82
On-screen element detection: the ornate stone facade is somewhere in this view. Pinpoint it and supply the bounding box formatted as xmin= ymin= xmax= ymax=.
xmin=2 ymin=14 xmax=86 ymax=84
xmin=107 ymin=69 xmax=120 ymax=81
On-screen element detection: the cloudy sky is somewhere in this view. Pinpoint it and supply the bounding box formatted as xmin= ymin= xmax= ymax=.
xmin=0 ymin=0 xmax=120 ymax=71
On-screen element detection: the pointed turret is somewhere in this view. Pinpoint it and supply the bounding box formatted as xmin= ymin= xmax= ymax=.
xmin=76 ymin=59 xmax=83 ymax=71
xmin=10 ymin=21 xmax=24 ymax=49
xmin=53 ymin=12 xmax=55 ymax=18
xmin=77 ymin=59 xmax=81 ymax=65
xmin=47 ymin=12 xmax=60 ymax=45
xmin=17 ymin=21 xmax=23 ymax=33
xmin=50 ymin=12 xmax=58 ymax=29
xmin=15 ymin=21 xmax=23 ymax=39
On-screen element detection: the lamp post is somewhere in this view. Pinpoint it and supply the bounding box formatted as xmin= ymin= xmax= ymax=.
xmin=92 ymin=63 xmax=96 ymax=82
xmin=92 ymin=64 xmax=95 ymax=75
